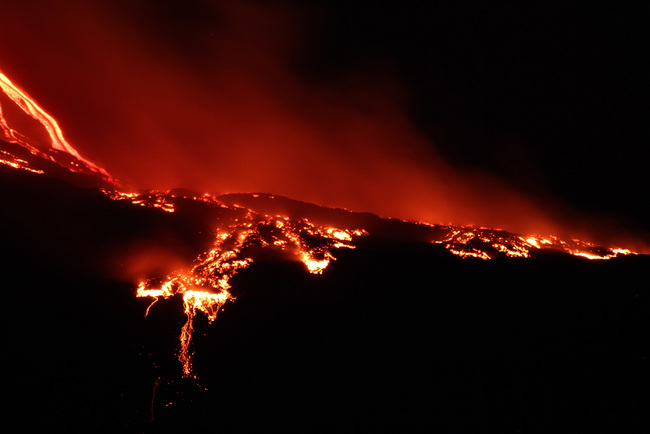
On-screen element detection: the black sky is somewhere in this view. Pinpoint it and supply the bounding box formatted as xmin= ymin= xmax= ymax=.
xmin=303 ymin=1 xmax=648 ymax=229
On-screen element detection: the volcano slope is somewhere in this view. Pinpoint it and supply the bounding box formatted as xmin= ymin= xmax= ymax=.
xmin=2 ymin=154 xmax=648 ymax=432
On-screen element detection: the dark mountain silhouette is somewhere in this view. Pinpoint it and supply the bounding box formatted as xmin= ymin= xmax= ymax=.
xmin=3 ymin=140 xmax=648 ymax=432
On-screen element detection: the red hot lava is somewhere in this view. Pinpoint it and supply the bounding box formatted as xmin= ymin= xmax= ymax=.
xmin=0 ymin=0 xmax=647 ymax=252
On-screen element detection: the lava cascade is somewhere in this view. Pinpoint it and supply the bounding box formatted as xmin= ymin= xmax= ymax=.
xmin=0 ymin=72 xmax=112 ymax=180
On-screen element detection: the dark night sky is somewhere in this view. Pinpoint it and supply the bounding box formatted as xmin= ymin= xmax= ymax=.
xmin=303 ymin=1 xmax=648 ymax=228
xmin=1 ymin=0 xmax=648 ymax=248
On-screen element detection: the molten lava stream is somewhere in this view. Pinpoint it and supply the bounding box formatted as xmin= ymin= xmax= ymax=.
xmin=0 ymin=71 xmax=112 ymax=178
xmin=135 ymin=211 xmax=362 ymax=377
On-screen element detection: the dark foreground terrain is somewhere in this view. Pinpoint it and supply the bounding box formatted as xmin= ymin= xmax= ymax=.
xmin=2 ymin=164 xmax=648 ymax=432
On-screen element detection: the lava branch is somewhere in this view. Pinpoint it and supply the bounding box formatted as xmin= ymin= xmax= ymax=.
xmin=136 ymin=208 xmax=365 ymax=377
xmin=428 ymin=225 xmax=635 ymax=260
xmin=0 ymin=71 xmax=112 ymax=178
xmin=179 ymin=290 xmax=232 ymax=376
xmin=137 ymin=274 xmax=239 ymax=377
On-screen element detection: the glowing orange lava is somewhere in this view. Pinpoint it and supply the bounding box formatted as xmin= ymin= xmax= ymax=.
xmin=101 ymin=189 xmax=175 ymax=212
xmin=0 ymin=148 xmax=44 ymax=174
xmin=134 ymin=198 xmax=363 ymax=376
xmin=0 ymin=71 xmax=113 ymax=179
xmin=429 ymin=225 xmax=636 ymax=260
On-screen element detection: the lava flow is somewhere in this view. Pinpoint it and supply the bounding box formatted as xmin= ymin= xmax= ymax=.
xmin=0 ymin=72 xmax=112 ymax=180
xmin=428 ymin=225 xmax=634 ymax=261
xmin=134 ymin=197 xmax=364 ymax=376
xmin=0 ymin=69 xmax=640 ymax=378
xmin=118 ymin=188 xmax=633 ymax=376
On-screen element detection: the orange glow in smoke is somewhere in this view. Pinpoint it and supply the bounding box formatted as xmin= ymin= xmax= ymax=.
xmin=1 ymin=1 xmax=647 ymax=252
xmin=0 ymin=2 xmax=566 ymax=239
